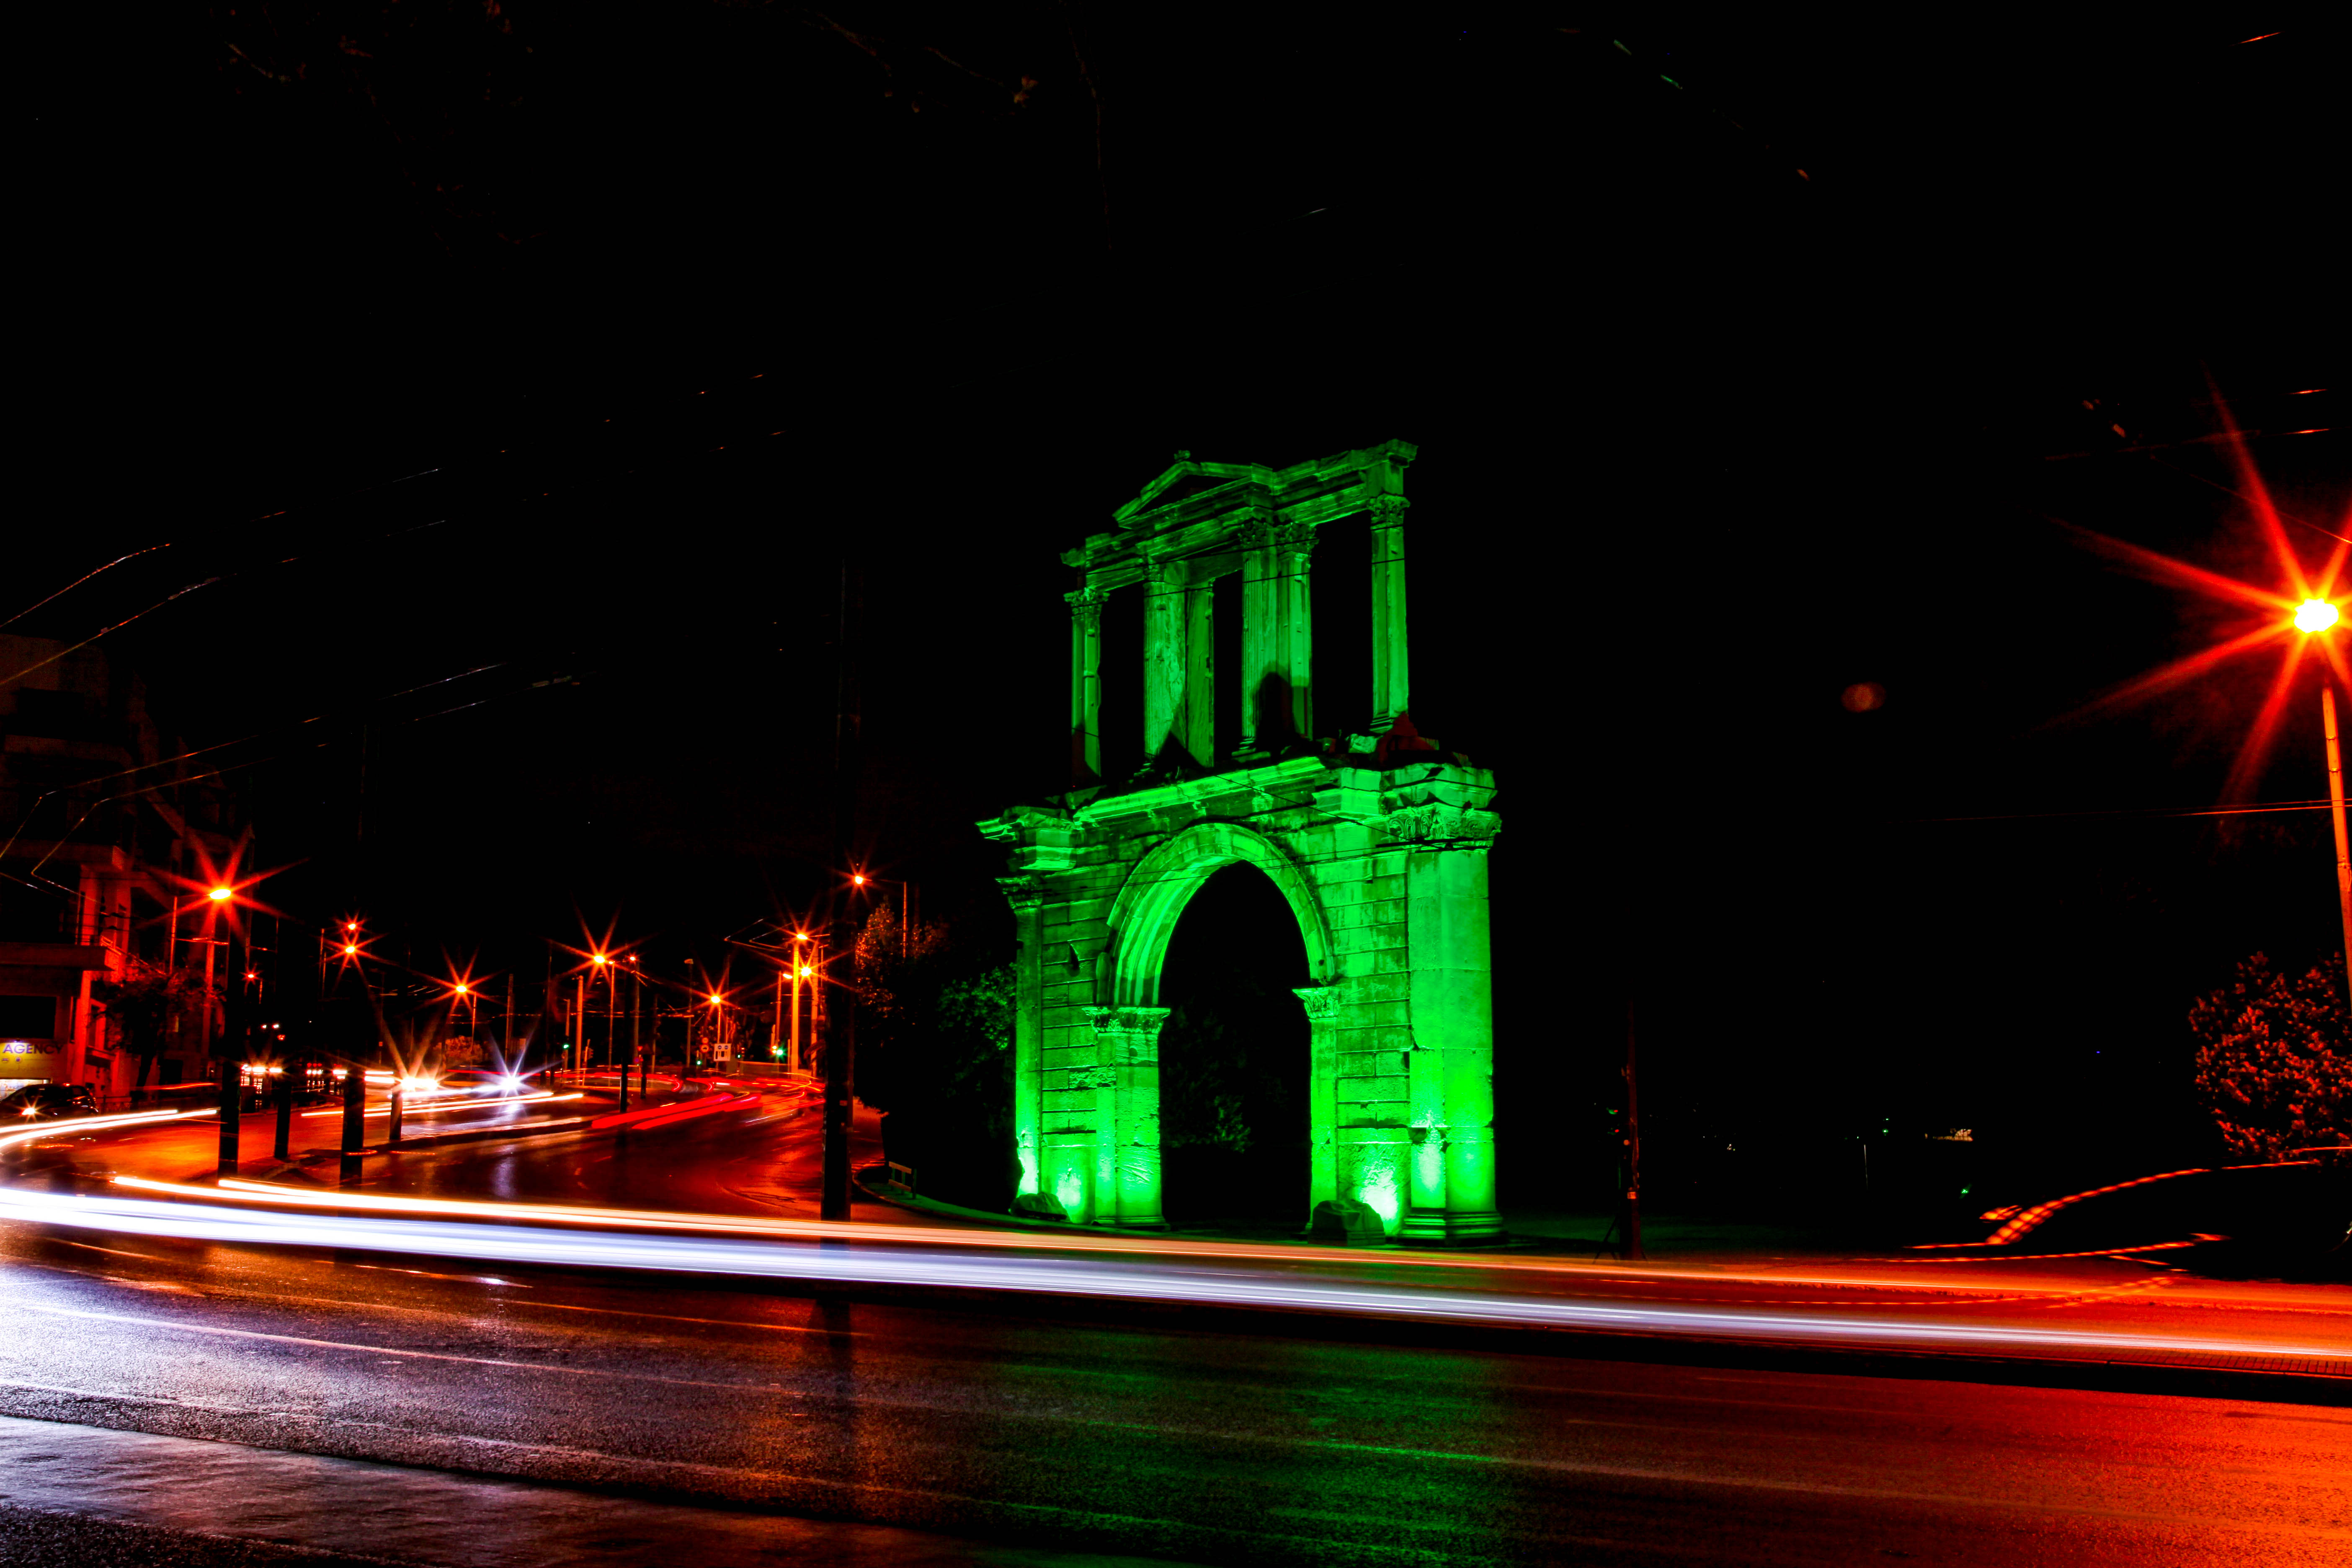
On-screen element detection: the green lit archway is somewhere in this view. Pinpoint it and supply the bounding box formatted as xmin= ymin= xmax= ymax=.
xmin=1105 ymin=821 xmax=1334 ymax=1006
xmin=983 ymin=442 xmax=1503 ymax=1242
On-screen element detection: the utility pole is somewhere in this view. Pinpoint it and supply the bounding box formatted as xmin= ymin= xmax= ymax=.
xmin=541 ymin=940 xmax=555 ymax=1081
xmin=217 ymin=1055 xmax=241 ymax=1173
xmin=823 ymin=559 xmax=863 ymax=1222
xmin=771 ymin=966 xmax=785 ymax=1064
xmin=614 ymin=963 xmax=629 ymax=1112
xmin=1622 ymin=1004 xmax=1644 ymax=1261
xmin=338 ymin=1061 xmax=366 ymax=1185
xmin=2326 ymin=686 xmax=2352 ymax=1012
xmin=216 ymin=922 xmax=241 ymax=1173
xmin=272 ymin=1057 xmax=294 ymax=1162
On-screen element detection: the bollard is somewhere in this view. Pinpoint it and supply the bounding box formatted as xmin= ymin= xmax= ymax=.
xmin=272 ymin=1067 xmax=294 ymax=1162
xmin=338 ymin=1067 xmax=366 ymax=1186
xmin=617 ymin=1059 xmax=629 ymax=1114
xmin=217 ymin=1058 xmax=241 ymax=1173
xmin=387 ymin=1086 xmax=403 ymax=1144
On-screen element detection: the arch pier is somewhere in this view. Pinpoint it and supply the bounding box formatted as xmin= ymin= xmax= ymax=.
xmin=980 ymin=442 xmax=1502 ymax=1241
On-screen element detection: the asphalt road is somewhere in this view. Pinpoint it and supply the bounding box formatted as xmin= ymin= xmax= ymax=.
xmin=0 ymin=1093 xmax=2346 ymax=1565
xmin=0 ymin=1219 xmax=2347 ymax=1566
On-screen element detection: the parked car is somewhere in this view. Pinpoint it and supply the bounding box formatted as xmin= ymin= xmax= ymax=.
xmin=2 ymin=1083 xmax=100 ymax=1121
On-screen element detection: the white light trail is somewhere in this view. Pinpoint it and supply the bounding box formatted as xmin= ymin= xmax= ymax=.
xmin=5 ymin=1186 xmax=2342 ymax=1366
xmin=90 ymin=1177 xmax=2238 ymax=1302
xmin=299 ymin=1091 xmax=576 ymax=1121
xmin=0 ymin=1108 xmax=212 ymax=1155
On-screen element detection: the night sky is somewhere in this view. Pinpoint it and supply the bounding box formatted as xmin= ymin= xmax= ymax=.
xmin=18 ymin=10 xmax=2345 ymax=1209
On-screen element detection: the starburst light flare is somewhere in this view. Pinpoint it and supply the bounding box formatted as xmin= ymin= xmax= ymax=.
xmin=2060 ymin=396 xmax=2352 ymax=801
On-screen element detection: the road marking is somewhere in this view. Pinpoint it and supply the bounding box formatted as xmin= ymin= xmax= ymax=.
xmin=50 ymin=1240 xmax=162 ymax=1260
xmin=348 ymin=1263 xmax=531 ymax=1287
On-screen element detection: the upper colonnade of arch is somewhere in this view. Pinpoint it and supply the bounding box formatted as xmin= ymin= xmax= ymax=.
xmin=1059 ymin=440 xmax=1417 ymax=785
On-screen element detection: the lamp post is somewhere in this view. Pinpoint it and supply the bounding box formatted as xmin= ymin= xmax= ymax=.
xmin=2295 ymin=598 xmax=2352 ymax=1010
xmin=776 ymin=931 xmax=815 ymax=1072
xmin=850 ymin=873 xmax=917 ymax=958
xmin=629 ymin=956 xmax=645 ymax=1098
xmin=205 ymin=886 xmax=237 ymax=1172
xmin=591 ymin=953 xmax=624 ymax=1110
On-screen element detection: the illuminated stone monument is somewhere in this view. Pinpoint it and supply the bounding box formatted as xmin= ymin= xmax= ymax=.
xmin=980 ymin=440 xmax=1500 ymax=1241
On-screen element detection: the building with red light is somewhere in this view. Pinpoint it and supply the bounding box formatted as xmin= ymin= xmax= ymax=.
xmin=0 ymin=632 xmax=250 ymax=1101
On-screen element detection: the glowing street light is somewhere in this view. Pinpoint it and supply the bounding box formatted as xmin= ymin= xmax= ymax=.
xmin=207 ymin=886 xmax=233 ymax=903
xmin=2063 ymin=406 xmax=2349 ymax=1006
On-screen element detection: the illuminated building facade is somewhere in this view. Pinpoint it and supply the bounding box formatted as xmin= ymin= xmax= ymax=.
xmin=0 ymin=633 xmax=247 ymax=1098
xmin=983 ymin=442 xmax=1501 ymax=1240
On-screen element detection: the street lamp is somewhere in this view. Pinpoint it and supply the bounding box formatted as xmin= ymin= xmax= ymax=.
xmin=848 ymin=870 xmax=918 ymax=957
xmin=2296 ymin=599 xmax=2352 ymax=1007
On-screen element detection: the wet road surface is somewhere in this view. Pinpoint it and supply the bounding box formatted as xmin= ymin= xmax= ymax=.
xmin=3 ymin=1093 xmax=2347 ymax=1563
xmin=0 ymin=1214 xmax=2347 ymax=1565
xmin=0 ymin=1413 xmax=1171 ymax=1566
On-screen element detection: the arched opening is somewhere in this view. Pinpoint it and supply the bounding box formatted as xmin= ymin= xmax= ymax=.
xmin=1154 ymin=863 xmax=1311 ymax=1228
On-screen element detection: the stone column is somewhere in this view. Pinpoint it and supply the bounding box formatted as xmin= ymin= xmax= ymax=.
xmin=1368 ymin=496 xmax=1409 ymax=731
xmin=1295 ymin=984 xmax=1342 ymax=1217
xmin=1142 ymin=561 xmax=1184 ymax=771
xmin=1275 ymin=520 xmax=1317 ymax=741
xmin=1006 ymin=879 xmax=1046 ymax=1201
xmin=1183 ymin=573 xmax=1216 ymax=768
xmin=1067 ymin=589 xmax=1104 ymax=785
xmin=1236 ymin=513 xmax=1275 ymax=760
xmin=1400 ymin=840 xmax=1501 ymax=1243
xmin=1085 ymin=1004 xmax=1170 ymax=1227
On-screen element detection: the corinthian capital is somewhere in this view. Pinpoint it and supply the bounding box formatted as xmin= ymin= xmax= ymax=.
xmin=1065 ymin=586 xmax=1106 ymax=629
xmin=1292 ymin=984 xmax=1343 ymax=1021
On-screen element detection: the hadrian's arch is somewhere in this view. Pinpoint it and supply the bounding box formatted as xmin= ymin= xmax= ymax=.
xmin=981 ymin=441 xmax=1501 ymax=1242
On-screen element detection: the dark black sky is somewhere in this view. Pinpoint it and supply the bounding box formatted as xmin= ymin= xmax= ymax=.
xmin=17 ymin=8 xmax=2347 ymax=1197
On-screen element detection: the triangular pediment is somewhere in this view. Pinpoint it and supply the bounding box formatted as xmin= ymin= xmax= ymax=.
xmin=1113 ymin=455 xmax=1270 ymax=526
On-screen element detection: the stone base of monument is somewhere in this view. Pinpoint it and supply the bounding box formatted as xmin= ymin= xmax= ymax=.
xmin=1308 ymin=1197 xmax=1391 ymax=1246
xmin=1011 ymin=1191 xmax=1070 ymax=1222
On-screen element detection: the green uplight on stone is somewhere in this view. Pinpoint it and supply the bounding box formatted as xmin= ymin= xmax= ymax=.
xmin=982 ymin=441 xmax=1503 ymax=1243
